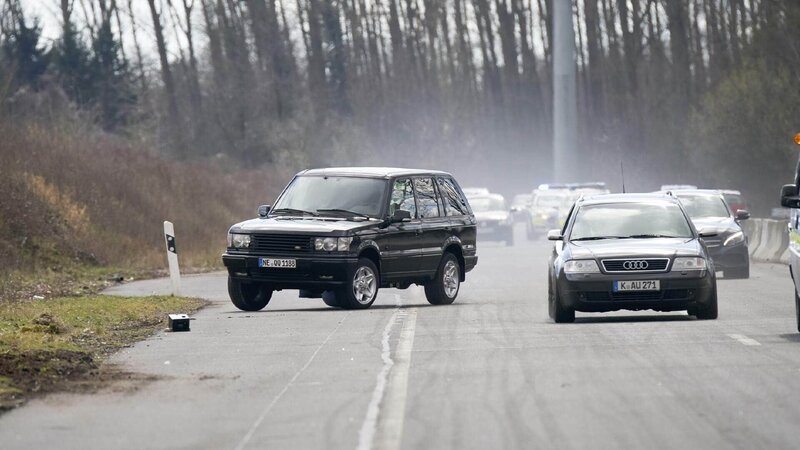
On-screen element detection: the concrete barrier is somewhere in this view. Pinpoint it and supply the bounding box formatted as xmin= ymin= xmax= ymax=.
xmin=742 ymin=219 xmax=789 ymax=264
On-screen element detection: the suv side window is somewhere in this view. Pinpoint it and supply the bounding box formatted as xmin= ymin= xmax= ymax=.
xmin=389 ymin=178 xmax=417 ymax=218
xmin=438 ymin=177 xmax=469 ymax=216
xmin=414 ymin=178 xmax=441 ymax=218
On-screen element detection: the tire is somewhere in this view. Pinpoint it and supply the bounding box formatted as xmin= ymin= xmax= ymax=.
xmin=321 ymin=291 xmax=341 ymax=307
xmin=724 ymin=264 xmax=750 ymax=279
xmin=335 ymin=258 xmax=379 ymax=309
xmin=696 ymin=288 xmax=719 ymax=320
xmin=549 ymin=280 xmax=575 ymax=323
xmin=424 ymin=253 xmax=460 ymax=305
xmin=228 ymin=277 xmax=273 ymax=311
xmin=795 ymin=289 xmax=800 ymax=333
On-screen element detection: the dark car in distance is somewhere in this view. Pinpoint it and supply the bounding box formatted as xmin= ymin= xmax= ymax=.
xmin=466 ymin=193 xmax=514 ymax=246
xmin=548 ymin=193 xmax=719 ymax=323
xmin=668 ymin=190 xmax=751 ymax=279
xmin=223 ymin=167 xmax=478 ymax=311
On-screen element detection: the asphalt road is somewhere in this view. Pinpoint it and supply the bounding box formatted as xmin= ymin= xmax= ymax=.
xmin=2 ymin=229 xmax=800 ymax=449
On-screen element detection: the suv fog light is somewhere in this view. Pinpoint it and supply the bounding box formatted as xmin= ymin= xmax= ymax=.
xmin=228 ymin=233 xmax=251 ymax=248
xmin=315 ymin=237 xmax=353 ymax=252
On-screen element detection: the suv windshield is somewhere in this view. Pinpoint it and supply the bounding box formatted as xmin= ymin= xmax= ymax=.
xmin=272 ymin=176 xmax=388 ymax=218
xmin=677 ymin=195 xmax=730 ymax=218
xmin=570 ymin=202 xmax=693 ymax=240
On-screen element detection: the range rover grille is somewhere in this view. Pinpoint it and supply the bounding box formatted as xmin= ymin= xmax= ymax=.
xmin=250 ymin=234 xmax=313 ymax=254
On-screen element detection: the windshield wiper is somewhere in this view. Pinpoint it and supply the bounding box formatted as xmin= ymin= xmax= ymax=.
xmin=271 ymin=208 xmax=318 ymax=217
xmin=316 ymin=208 xmax=372 ymax=219
xmin=627 ymin=234 xmax=682 ymax=239
xmin=570 ymin=236 xmax=628 ymax=241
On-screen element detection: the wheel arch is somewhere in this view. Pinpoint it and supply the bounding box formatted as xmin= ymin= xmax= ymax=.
xmin=443 ymin=243 xmax=466 ymax=281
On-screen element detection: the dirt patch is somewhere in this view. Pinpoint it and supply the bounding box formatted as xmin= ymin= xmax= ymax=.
xmin=0 ymin=349 xmax=95 ymax=411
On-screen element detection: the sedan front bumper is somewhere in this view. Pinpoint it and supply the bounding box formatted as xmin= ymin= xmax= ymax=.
xmin=556 ymin=270 xmax=716 ymax=313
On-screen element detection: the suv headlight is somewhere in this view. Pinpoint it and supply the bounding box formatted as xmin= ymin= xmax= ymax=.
xmin=228 ymin=233 xmax=251 ymax=249
xmin=672 ymin=257 xmax=707 ymax=271
xmin=723 ymin=231 xmax=745 ymax=246
xmin=564 ymin=260 xmax=600 ymax=274
xmin=314 ymin=237 xmax=353 ymax=252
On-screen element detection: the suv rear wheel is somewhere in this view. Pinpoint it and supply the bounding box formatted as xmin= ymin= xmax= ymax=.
xmin=228 ymin=277 xmax=273 ymax=311
xmin=425 ymin=253 xmax=460 ymax=305
xmin=335 ymin=258 xmax=379 ymax=309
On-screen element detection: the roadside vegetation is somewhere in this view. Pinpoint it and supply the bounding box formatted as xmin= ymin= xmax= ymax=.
xmin=0 ymin=294 xmax=206 ymax=411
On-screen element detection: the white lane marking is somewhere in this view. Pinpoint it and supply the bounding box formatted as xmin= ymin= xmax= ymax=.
xmin=357 ymin=296 xmax=418 ymax=450
xmin=728 ymin=333 xmax=761 ymax=346
xmin=234 ymin=313 xmax=351 ymax=450
xmin=374 ymin=308 xmax=417 ymax=450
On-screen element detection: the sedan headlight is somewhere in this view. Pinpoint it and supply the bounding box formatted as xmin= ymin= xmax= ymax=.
xmin=564 ymin=260 xmax=600 ymax=274
xmin=672 ymin=257 xmax=707 ymax=271
xmin=228 ymin=233 xmax=251 ymax=249
xmin=723 ymin=231 xmax=745 ymax=247
xmin=315 ymin=237 xmax=353 ymax=252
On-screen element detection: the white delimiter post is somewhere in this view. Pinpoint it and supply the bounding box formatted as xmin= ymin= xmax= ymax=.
xmin=163 ymin=221 xmax=182 ymax=296
xmin=553 ymin=0 xmax=577 ymax=182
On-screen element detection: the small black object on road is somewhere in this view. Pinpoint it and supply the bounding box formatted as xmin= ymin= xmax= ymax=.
xmin=168 ymin=314 xmax=192 ymax=332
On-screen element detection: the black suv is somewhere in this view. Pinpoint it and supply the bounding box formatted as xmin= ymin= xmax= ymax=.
xmin=223 ymin=167 xmax=478 ymax=310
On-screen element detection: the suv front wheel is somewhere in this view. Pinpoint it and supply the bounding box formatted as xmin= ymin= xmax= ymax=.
xmin=228 ymin=277 xmax=273 ymax=311
xmin=425 ymin=253 xmax=461 ymax=305
xmin=335 ymin=258 xmax=379 ymax=309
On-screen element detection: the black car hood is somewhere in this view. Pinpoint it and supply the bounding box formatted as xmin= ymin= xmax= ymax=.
xmin=568 ymin=238 xmax=703 ymax=259
xmin=231 ymin=217 xmax=379 ymax=234
xmin=691 ymin=217 xmax=740 ymax=234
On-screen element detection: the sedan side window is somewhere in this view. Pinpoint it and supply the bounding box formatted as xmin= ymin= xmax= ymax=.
xmin=389 ymin=178 xmax=417 ymax=218
xmin=414 ymin=178 xmax=441 ymax=218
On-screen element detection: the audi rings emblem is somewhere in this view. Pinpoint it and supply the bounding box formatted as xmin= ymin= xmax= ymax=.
xmin=623 ymin=260 xmax=649 ymax=270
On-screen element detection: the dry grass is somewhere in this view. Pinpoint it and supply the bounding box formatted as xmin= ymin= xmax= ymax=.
xmin=0 ymin=119 xmax=291 ymax=298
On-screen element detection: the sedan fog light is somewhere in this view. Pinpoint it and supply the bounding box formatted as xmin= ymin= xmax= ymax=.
xmin=672 ymin=257 xmax=707 ymax=271
xmin=723 ymin=231 xmax=745 ymax=247
xmin=564 ymin=260 xmax=600 ymax=274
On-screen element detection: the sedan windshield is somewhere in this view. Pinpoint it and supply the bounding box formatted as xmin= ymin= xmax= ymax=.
xmin=272 ymin=176 xmax=388 ymax=218
xmin=677 ymin=195 xmax=730 ymax=218
xmin=570 ymin=203 xmax=693 ymax=240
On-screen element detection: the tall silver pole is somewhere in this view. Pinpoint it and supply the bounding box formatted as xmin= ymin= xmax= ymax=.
xmin=553 ymin=0 xmax=577 ymax=183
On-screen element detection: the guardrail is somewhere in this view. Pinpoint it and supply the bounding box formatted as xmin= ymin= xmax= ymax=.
xmin=740 ymin=219 xmax=790 ymax=264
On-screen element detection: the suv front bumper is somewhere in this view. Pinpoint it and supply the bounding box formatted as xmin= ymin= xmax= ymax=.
xmin=223 ymin=253 xmax=359 ymax=290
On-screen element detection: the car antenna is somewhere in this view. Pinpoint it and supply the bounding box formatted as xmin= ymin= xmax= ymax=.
xmin=620 ymin=161 xmax=626 ymax=194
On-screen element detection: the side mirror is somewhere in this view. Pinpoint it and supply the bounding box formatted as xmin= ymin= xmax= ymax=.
xmin=258 ymin=204 xmax=271 ymax=218
xmin=734 ymin=209 xmax=750 ymax=221
xmin=781 ymin=184 xmax=800 ymax=208
xmin=547 ymin=229 xmax=563 ymax=241
xmin=390 ymin=209 xmax=412 ymax=223
xmin=698 ymin=227 xmax=718 ymax=238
